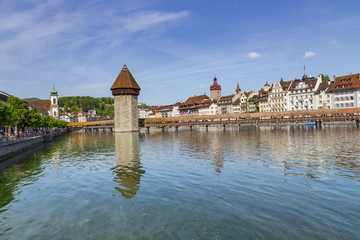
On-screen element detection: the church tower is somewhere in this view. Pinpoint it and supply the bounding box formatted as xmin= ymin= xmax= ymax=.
xmin=111 ymin=65 xmax=141 ymax=132
xmin=264 ymin=81 xmax=270 ymax=92
xmin=210 ymin=77 xmax=221 ymax=100
xmin=50 ymin=85 xmax=59 ymax=119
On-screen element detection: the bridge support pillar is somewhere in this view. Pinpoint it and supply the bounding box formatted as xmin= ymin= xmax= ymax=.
xmin=146 ymin=127 xmax=150 ymax=132
xmin=205 ymin=125 xmax=208 ymax=131
xmin=189 ymin=125 xmax=193 ymax=131
xmin=175 ymin=126 xmax=178 ymax=131
xmin=238 ymin=124 xmax=241 ymax=130
xmin=356 ymin=120 xmax=360 ymax=127
xmin=223 ymin=124 xmax=226 ymax=131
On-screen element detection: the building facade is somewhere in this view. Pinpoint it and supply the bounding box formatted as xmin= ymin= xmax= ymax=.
xmin=314 ymin=82 xmax=332 ymax=109
xmin=327 ymin=73 xmax=360 ymax=109
xmin=288 ymin=74 xmax=321 ymax=111
xmin=268 ymin=80 xmax=290 ymax=112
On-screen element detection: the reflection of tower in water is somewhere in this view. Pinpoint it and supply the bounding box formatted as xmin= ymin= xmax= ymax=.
xmin=112 ymin=132 xmax=144 ymax=199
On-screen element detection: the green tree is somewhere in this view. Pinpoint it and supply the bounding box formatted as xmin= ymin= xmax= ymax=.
xmin=321 ymin=74 xmax=330 ymax=83
xmin=70 ymin=105 xmax=80 ymax=112
xmin=0 ymin=102 xmax=15 ymax=127
xmin=103 ymin=105 xmax=114 ymax=118
xmin=7 ymin=96 xmax=30 ymax=131
xmin=138 ymin=103 xmax=150 ymax=108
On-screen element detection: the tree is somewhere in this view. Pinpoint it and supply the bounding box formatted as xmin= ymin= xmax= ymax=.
xmin=258 ymin=88 xmax=264 ymax=93
xmin=138 ymin=103 xmax=150 ymax=108
xmin=70 ymin=105 xmax=80 ymax=112
xmin=320 ymin=74 xmax=330 ymax=83
xmin=0 ymin=102 xmax=15 ymax=127
xmin=103 ymin=105 xmax=114 ymax=118
xmin=7 ymin=96 xmax=30 ymax=131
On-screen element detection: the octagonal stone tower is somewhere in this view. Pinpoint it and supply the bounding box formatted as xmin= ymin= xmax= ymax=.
xmin=111 ymin=65 xmax=141 ymax=132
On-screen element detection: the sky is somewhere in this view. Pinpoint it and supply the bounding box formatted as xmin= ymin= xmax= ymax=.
xmin=1 ymin=0 xmax=360 ymax=105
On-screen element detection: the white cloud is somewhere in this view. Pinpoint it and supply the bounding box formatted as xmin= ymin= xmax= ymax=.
xmin=247 ymin=52 xmax=261 ymax=59
xmin=303 ymin=51 xmax=316 ymax=59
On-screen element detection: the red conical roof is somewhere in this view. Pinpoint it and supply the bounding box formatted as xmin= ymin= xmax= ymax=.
xmin=210 ymin=77 xmax=221 ymax=90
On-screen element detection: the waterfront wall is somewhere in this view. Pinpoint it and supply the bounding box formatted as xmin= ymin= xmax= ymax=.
xmin=0 ymin=130 xmax=68 ymax=161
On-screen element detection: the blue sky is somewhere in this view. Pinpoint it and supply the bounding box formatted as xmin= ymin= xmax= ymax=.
xmin=1 ymin=0 xmax=359 ymax=105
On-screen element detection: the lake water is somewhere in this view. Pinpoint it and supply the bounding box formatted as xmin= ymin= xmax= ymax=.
xmin=0 ymin=126 xmax=359 ymax=239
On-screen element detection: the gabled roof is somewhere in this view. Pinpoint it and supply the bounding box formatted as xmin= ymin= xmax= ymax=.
xmin=26 ymin=100 xmax=51 ymax=111
xmin=280 ymin=80 xmax=292 ymax=90
xmin=217 ymin=94 xmax=234 ymax=105
xmin=326 ymin=73 xmax=360 ymax=92
xmin=184 ymin=94 xmax=210 ymax=105
xmin=232 ymin=98 xmax=240 ymax=105
xmin=289 ymin=77 xmax=317 ymax=90
xmin=315 ymin=82 xmax=330 ymax=94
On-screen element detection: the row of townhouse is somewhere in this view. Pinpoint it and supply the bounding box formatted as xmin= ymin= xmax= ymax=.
xmin=140 ymin=73 xmax=360 ymax=118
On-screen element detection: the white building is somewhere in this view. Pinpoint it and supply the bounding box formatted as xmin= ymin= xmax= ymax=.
xmin=288 ymin=74 xmax=321 ymax=111
xmin=327 ymin=73 xmax=360 ymax=109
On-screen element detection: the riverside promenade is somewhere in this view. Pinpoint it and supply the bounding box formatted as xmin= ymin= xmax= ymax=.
xmin=0 ymin=129 xmax=68 ymax=161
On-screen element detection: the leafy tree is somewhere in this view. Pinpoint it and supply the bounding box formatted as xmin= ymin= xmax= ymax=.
xmin=7 ymin=96 xmax=30 ymax=131
xmin=103 ymin=105 xmax=114 ymax=118
xmin=258 ymin=88 xmax=264 ymax=93
xmin=320 ymin=74 xmax=330 ymax=83
xmin=70 ymin=105 xmax=80 ymax=112
xmin=0 ymin=102 xmax=15 ymax=127
xmin=138 ymin=103 xmax=150 ymax=108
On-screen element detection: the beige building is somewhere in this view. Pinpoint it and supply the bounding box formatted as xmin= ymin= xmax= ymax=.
xmin=314 ymin=81 xmax=332 ymax=109
xmin=258 ymin=82 xmax=270 ymax=113
xmin=268 ymin=79 xmax=290 ymax=112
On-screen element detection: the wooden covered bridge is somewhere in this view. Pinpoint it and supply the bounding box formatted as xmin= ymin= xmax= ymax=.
xmin=67 ymin=108 xmax=360 ymax=131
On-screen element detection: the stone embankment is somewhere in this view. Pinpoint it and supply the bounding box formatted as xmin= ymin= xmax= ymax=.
xmin=0 ymin=129 xmax=68 ymax=161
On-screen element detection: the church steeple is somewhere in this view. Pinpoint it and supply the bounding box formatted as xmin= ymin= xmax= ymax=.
xmin=236 ymin=82 xmax=241 ymax=94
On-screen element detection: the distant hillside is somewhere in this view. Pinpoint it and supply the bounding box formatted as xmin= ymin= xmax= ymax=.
xmin=22 ymin=97 xmax=43 ymax=101
xmin=59 ymin=96 xmax=114 ymax=117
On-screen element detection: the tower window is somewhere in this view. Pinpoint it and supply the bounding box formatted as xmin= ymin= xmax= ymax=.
xmin=53 ymin=98 xmax=56 ymax=104
xmin=54 ymin=111 xmax=57 ymax=117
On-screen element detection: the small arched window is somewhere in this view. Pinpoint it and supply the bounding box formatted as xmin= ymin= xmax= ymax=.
xmin=53 ymin=98 xmax=56 ymax=104
xmin=54 ymin=111 xmax=57 ymax=117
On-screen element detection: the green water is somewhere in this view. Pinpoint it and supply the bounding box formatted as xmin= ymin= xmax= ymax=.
xmin=0 ymin=126 xmax=359 ymax=239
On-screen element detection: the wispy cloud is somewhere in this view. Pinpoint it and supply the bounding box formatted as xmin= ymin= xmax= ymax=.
xmin=0 ymin=1 xmax=189 ymax=69
xmin=121 ymin=11 xmax=189 ymax=33
xmin=329 ymin=39 xmax=337 ymax=44
xmin=303 ymin=51 xmax=316 ymax=59
xmin=247 ymin=52 xmax=261 ymax=59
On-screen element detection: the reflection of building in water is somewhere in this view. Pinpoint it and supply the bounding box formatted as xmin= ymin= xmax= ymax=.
xmin=113 ymin=132 xmax=144 ymax=199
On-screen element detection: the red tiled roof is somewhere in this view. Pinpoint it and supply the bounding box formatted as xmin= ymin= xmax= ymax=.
xmin=25 ymin=100 xmax=50 ymax=111
xmin=184 ymin=94 xmax=210 ymax=105
xmin=326 ymin=73 xmax=360 ymax=92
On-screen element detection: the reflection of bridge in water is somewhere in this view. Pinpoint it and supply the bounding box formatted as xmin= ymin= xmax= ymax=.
xmin=67 ymin=108 xmax=360 ymax=131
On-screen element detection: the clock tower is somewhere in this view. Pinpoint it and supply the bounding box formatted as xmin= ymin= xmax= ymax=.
xmin=210 ymin=77 xmax=221 ymax=100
